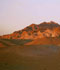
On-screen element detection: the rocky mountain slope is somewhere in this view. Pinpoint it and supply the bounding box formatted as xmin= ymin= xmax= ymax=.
xmin=0 ymin=21 xmax=60 ymax=40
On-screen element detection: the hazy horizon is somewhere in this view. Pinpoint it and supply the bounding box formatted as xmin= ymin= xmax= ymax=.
xmin=0 ymin=0 xmax=60 ymax=35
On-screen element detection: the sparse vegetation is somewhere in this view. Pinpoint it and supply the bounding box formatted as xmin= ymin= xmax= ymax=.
xmin=17 ymin=35 xmax=20 ymax=38
xmin=19 ymin=31 xmax=22 ymax=34
xmin=0 ymin=40 xmax=10 ymax=46
xmin=58 ymin=35 xmax=60 ymax=38
xmin=26 ymin=26 xmax=33 ymax=31
xmin=34 ymin=31 xmax=37 ymax=33
xmin=2 ymin=39 xmax=32 ymax=45
xmin=34 ymin=25 xmax=37 ymax=29
xmin=28 ymin=32 xmax=31 ymax=35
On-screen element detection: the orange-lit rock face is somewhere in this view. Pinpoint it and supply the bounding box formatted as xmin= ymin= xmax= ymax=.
xmin=0 ymin=21 xmax=60 ymax=40
xmin=37 ymin=31 xmax=44 ymax=38
xmin=20 ymin=31 xmax=29 ymax=39
xmin=0 ymin=43 xmax=3 ymax=46
xmin=1 ymin=35 xmax=11 ymax=39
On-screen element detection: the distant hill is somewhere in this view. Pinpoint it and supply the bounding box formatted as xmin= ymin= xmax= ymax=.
xmin=0 ymin=21 xmax=60 ymax=40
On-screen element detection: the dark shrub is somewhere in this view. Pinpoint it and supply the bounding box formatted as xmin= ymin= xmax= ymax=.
xmin=26 ymin=26 xmax=33 ymax=31
xmin=34 ymin=25 xmax=37 ymax=29
xmin=17 ymin=35 xmax=20 ymax=38
xmin=28 ymin=33 xmax=31 ymax=35
xmin=19 ymin=31 xmax=22 ymax=34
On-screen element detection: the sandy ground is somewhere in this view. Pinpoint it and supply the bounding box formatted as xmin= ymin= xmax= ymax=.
xmin=0 ymin=45 xmax=60 ymax=70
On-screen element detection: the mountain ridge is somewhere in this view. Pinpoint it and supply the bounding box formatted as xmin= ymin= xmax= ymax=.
xmin=0 ymin=21 xmax=60 ymax=40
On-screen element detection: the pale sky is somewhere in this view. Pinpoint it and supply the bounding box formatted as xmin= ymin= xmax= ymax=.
xmin=0 ymin=0 xmax=60 ymax=35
